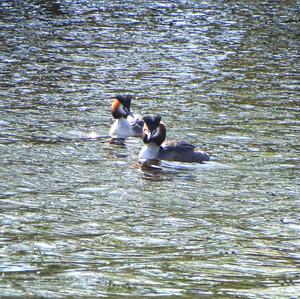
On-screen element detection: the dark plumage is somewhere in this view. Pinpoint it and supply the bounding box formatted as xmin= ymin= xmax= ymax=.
xmin=139 ymin=114 xmax=210 ymax=163
xmin=160 ymin=141 xmax=209 ymax=163
xmin=143 ymin=115 xmax=161 ymax=132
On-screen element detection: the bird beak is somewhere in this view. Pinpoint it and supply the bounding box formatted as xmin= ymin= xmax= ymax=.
xmin=150 ymin=129 xmax=158 ymax=139
xmin=123 ymin=106 xmax=131 ymax=116
xmin=146 ymin=129 xmax=158 ymax=143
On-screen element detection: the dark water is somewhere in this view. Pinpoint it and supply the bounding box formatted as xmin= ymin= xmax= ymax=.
xmin=1 ymin=0 xmax=299 ymax=298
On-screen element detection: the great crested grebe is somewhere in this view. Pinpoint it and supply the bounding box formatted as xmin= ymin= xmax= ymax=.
xmin=109 ymin=95 xmax=143 ymax=139
xmin=138 ymin=115 xmax=210 ymax=163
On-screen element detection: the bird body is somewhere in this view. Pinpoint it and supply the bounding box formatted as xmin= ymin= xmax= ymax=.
xmin=139 ymin=115 xmax=209 ymax=163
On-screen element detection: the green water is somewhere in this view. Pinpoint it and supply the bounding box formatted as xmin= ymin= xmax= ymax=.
xmin=0 ymin=1 xmax=299 ymax=298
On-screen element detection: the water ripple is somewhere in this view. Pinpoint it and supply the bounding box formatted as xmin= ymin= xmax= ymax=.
xmin=1 ymin=0 xmax=299 ymax=297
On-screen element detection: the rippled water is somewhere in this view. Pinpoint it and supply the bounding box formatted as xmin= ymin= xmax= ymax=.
xmin=1 ymin=0 xmax=299 ymax=298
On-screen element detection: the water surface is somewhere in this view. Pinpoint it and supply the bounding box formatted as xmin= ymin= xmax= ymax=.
xmin=0 ymin=0 xmax=299 ymax=298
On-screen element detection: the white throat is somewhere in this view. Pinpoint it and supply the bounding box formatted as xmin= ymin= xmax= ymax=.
xmin=109 ymin=118 xmax=132 ymax=138
xmin=138 ymin=142 xmax=160 ymax=161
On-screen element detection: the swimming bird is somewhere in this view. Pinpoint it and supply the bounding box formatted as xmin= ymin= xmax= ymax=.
xmin=109 ymin=95 xmax=143 ymax=139
xmin=138 ymin=115 xmax=210 ymax=163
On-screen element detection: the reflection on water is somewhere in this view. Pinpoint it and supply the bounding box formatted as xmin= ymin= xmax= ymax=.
xmin=1 ymin=0 xmax=299 ymax=297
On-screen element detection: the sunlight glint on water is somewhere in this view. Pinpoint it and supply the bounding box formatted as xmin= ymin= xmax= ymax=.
xmin=0 ymin=0 xmax=299 ymax=297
